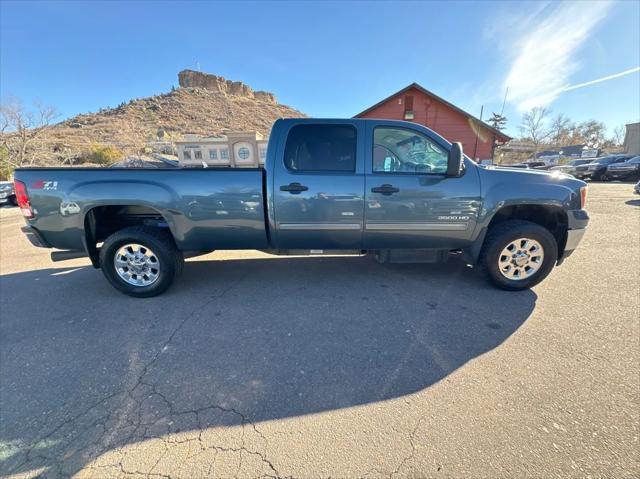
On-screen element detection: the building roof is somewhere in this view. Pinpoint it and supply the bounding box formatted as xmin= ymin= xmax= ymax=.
xmin=534 ymin=144 xmax=587 ymax=158
xmin=354 ymin=82 xmax=512 ymax=142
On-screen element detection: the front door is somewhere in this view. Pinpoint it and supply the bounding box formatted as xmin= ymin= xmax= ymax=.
xmin=364 ymin=123 xmax=481 ymax=249
xmin=273 ymin=122 xmax=365 ymax=249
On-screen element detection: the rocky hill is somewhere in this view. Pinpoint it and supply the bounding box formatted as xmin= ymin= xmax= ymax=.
xmin=6 ymin=71 xmax=306 ymax=167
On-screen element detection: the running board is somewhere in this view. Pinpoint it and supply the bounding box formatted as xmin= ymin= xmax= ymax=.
xmin=51 ymin=250 xmax=87 ymax=262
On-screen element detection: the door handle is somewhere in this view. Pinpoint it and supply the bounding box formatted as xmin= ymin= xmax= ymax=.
xmin=371 ymin=184 xmax=400 ymax=195
xmin=280 ymin=182 xmax=309 ymax=194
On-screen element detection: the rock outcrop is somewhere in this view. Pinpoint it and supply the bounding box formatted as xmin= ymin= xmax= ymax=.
xmin=178 ymin=70 xmax=277 ymax=104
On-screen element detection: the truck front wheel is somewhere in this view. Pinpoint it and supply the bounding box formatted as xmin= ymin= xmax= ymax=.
xmin=481 ymin=220 xmax=558 ymax=291
xmin=99 ymin=226 xmax=183 ymax=297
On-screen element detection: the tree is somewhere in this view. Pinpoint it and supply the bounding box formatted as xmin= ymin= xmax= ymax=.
xmin=612 ymin=125 xmax=625 ymax=147
xmin=85 ymin=144 xmax=124 ymax=165
xmin=488 ymin=112 xmax=507 ymax=131
xmin=549 ymin=114 xmax=574 ymax=146
xmin=0 ymin=96 xmax=59 ymax=168
xmin=577 ymin=120 xmax=606 ymax=148
xmin=519 ymin=107 xmax=551 ymax=158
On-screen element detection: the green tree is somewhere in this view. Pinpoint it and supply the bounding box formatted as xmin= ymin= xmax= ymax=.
xmin=85 ymin=145 xmax=124 ymax=166
xmin=488 ymin=112 xmax=507 ymax=131
xmin=0 ymin=146 xmax=12 ymax=180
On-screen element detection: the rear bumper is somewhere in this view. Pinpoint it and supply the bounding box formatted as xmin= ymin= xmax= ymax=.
xmin=21 ymin=225 xmax=51 ymax=248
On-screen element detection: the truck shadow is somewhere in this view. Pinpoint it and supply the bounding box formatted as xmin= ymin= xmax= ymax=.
xmin=0 ymin=255 xmax=536 ymax=477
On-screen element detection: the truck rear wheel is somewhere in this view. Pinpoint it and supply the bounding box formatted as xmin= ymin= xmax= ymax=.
xmin=481 ymin=220 xmax=557 ymax=291
xmin=99 ymin=226 xmax=183 ymax=297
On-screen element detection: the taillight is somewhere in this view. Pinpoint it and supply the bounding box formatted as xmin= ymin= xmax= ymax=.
xmin=580 ymin=186 xmax=588 ymax=209
xmin=14 ymin=180 xmax=34 ymax=218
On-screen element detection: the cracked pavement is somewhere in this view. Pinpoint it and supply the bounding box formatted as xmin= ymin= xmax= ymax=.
xmin=1 ymin=183 xmax=639 ymax=478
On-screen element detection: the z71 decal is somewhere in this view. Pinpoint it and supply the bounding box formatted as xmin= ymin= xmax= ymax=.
xmin=32 ymin=180 xmax=59 ymax=190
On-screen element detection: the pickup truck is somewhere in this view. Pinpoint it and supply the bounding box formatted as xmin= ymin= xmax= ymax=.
xmin=14 ymin=119 xmax=589 ymax=297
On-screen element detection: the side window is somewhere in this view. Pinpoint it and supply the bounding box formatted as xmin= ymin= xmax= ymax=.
xmin=284 ymin=124 xmax=356 ymax=172
xmin=373 ymin=127 xmax=448 ymax=174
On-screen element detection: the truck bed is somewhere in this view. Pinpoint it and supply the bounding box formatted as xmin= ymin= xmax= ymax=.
xmin=15 ymin=168 xmax=269 ymax=251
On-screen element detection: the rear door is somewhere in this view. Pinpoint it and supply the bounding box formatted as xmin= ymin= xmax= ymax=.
xmin=363 ymin=121 xmax=481 ymax=249
xmin=272 ymin=121 xmax=365 ymax=249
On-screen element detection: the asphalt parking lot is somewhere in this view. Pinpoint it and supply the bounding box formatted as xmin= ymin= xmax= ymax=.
xmin=0 ymin=182 xmax=638 ymax=478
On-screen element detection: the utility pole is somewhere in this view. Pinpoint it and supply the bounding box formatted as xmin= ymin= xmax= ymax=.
xmin=473 ymin=105 xmax=483 ymax=161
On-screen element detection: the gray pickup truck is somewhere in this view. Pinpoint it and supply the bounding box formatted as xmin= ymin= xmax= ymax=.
xmin=15 ymin=119 xmax=589 ymax=297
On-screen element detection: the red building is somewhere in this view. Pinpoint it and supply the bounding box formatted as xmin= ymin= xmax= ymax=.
xmin=355 ymin=83 xmax=511 ymax=162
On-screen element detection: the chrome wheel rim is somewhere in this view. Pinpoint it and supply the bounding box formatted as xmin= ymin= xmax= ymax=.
xmin=498 ymin=238 xmax=544 ymax=281
xmin=114 ymin=243 xmax=160 ymax=287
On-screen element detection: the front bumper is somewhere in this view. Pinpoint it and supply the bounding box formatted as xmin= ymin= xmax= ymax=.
xmin=608 ymin=170 xmax=639 ymax=179
xmin=21 ymin=225 xmax=51 ymax=248
xmin=558 ymin=209 xmax=589 ymax=265
xmin=565 ymin=228 xmax=586 ymax=252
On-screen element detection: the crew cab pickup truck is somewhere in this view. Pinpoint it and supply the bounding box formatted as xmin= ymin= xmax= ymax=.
xmin=15 ymin=119 xmax=589 ymax=297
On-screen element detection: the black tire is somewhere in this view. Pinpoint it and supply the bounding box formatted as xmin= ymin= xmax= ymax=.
xmin=99 ymin=226 xmax=183 ymax=297
xmin=481 ymin=220 xmax=558 ymax=291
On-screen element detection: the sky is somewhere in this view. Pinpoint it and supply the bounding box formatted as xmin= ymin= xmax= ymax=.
xmin=1 ymin=0 xmax=639 ymax=138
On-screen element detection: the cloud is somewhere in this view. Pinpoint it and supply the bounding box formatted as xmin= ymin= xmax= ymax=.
xmin=560 ymin=66 xmax=640 ymax=92
xmin=500 ymin=1 xmax=612 ymax=112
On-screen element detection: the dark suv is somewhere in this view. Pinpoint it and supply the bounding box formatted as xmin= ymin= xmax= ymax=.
xmin=606 ymin=156 xmax=640 ymax=181
xmin=573 ymin=155 xmax=631 ymax=181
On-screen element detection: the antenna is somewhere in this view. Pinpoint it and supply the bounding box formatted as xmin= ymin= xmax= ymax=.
xmin=196 ymin=61 xmax=201 ymax=72
xmin=500 ymin=87 xmax=509 ymax=116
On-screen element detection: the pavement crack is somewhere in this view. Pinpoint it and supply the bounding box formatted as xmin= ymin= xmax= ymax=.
xmin=388 ymin=418 xmax=424 ymax=479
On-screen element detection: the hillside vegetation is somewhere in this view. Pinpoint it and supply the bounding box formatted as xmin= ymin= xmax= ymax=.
xmin=0 ymin=73 xmax=305 ymax=178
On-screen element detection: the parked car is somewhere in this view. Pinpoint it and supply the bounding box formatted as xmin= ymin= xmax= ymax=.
xmin=550 ymin=159 xmax=593 ymax=176
xmin=606 ymin=156 xmax=640 ymax=181
xmin=15 ymin=118 xmax=589 ymax=297
xmin=0 ymin=181 xmax=17 ymax=206
xmin=573 ymin=155 xmax=631 ymax=181
xmin=505 ymin=161 xmax=549 ymax=170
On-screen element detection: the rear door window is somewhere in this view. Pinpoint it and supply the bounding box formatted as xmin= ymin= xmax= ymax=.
xmin=284 ymin=124 xmax=356 ymax=172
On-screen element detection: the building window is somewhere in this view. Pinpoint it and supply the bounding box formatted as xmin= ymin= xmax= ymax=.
xmin=403 ymin=95 xmax=414 ymax=120
xmin=284 ymin=124 xmax=356 ymax=171
xmin=238 ymin=147 xmax=250 ymax=160
xmin=209 ymin=149 xmax=218 ymax=160
xmin=194 ymin=149 xmax=202 ymax=160
xmin=183 ymin=150 xmax=191 ymax=160
xmin=259 ymin=148 xmax=267 ymax=159
xmin=220 ymin=148 xmax=229 ymax=160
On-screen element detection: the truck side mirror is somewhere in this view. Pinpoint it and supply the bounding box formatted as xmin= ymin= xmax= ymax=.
xmin=447 ymin=142 xmax=464 ymax=177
